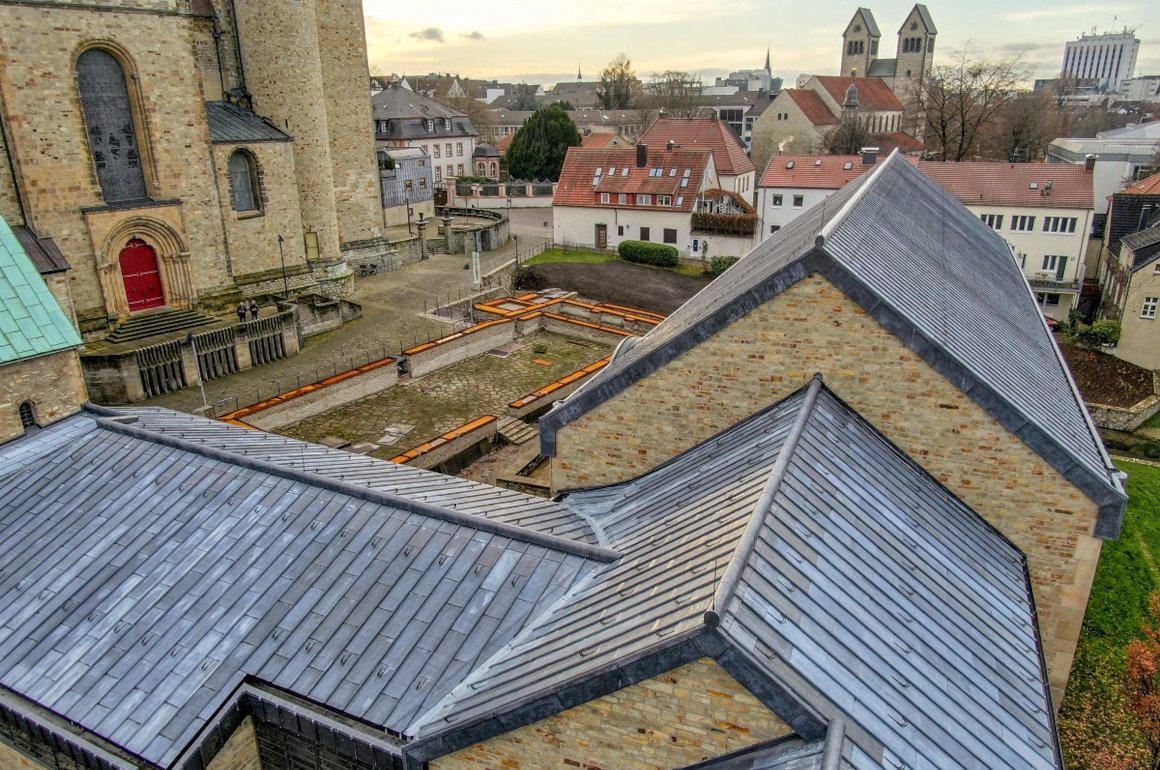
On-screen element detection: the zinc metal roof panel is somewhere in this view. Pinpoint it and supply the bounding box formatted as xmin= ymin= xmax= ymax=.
xmin=205 ymin=101 xmax=292 ymax=143
xmin=0 ymin=411 xmax=597 ymax=766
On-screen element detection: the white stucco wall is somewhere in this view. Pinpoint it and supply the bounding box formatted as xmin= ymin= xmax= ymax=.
xmin=553 ymin=205 xmax=697 ymax=255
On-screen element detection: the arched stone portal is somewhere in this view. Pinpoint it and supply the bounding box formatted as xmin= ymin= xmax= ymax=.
xmin=119 ymin=238 xmax=164 ymax=311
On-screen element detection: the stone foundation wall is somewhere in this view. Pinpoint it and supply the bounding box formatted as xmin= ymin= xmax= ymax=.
xmin=553 ymin=272 xmax=1103 ymax=704
xmin=405 ymin=321 xmax=515 ymax=378
xmin=343 ymin=236 xmax=423 ymax=273
xmin=0 ymin=351 xmax=86 ymax=444
xmin=433 ymin=657 xmax=793 ymax=769
xmin=244 ymin=360 xmax=398 ymax=431
xmin=1087 ymin=395 xmax=1160 ymax=432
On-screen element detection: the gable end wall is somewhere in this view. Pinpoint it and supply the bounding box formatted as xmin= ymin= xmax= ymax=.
xmin=553 ymin=272 xmax=1102 ymax=704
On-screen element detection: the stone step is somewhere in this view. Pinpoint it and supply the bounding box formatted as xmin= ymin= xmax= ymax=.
xmin=105 ymin=308 xmax=219 ymax=344
xmin=496 ymin=416 xmax=537 ymax=445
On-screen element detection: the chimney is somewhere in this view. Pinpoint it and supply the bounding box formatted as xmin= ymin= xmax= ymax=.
xmin=860 ymin=146 xmax=879 ymax=166
xmin=1084 ymin=154 xmax=1097 ymax=172
xmin=666 ymin=140 xmax=675 ymax=153
xmin=637 ymin=143 xmax=648 ymax=168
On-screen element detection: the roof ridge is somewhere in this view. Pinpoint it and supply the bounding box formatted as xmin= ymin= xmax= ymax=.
xmin=86 ymin=409 xmax=620 ymax=563
xmin=815 ymin=149 xmax=899 ymax=247
xmin=703 ymin=374 xmax=823 ymax=627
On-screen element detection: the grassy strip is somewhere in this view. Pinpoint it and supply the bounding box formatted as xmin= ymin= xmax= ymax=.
xmin=522 ymin=248 xmax=707 ymax=277
xmin=1059 ymin=459 xmax=1160 ymax=768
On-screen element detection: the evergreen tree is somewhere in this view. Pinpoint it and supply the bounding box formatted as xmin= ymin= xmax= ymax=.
xmin=504 ymin=104 xmax=582 ymax=181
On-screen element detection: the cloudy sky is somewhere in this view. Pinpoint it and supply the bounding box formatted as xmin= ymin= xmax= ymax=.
xmin=362 ymin=0 xmax=1158 ymax=87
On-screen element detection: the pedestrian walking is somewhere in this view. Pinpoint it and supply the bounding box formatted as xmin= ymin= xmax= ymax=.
xmin=249 ymin=299 xmax=259 ymax=320
xmin=235 ymin=301 xmax=247 ymax=324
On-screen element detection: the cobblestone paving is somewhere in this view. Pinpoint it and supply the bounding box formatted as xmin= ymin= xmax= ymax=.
xmin=280 ymin=332 xmax=610 ymax=460
xmin=141 ymin=234 xmax=547 ymax=415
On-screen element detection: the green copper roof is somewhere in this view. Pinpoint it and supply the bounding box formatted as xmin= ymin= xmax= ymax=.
xmin=0 ymin=214 xmax=82 ymax=364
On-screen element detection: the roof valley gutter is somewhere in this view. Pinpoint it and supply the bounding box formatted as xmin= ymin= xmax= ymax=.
xmin=702 ymin=375 xmax=822 ymax=627
xmin=88 ymin=412 xmax=620 ymax=563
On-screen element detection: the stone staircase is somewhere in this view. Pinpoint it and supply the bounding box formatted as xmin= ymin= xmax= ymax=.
xmin=104 ymin=307 xmax=219 ymax=344
xmin=496 ymin=416 xmax=537 ymax=445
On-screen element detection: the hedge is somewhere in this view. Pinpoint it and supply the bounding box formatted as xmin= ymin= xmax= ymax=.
xmin=710 ymin=256 xmax=739 ymax=277
xmin=618 ymin=240 xmax=679 ymax=267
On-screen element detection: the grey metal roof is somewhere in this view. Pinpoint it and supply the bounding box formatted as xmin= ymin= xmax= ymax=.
xmin=540 ymin=149 xmax=1126 ymax=537
xmin=12 ymin=227 xmax=69 ymax=275
xmin=681 ymin=735 xmax=826 ymax=769
xmin=94 ymin=406 xmax=604 ymax=546
xmin=409 ymin=380 xmax=1061 ymax=769
xmin=205 ymin=102 xmax=291 ymax=144
xmin=1122 ymin=225 xmax=1160 ymax=269
xmin=0 ymin=410 xmax=601 ymax=767
xmin=909 ymin=3 xmax=937 ymax=34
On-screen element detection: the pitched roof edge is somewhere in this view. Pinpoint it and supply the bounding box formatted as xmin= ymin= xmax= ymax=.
xmin=84 ymin=407 xmax=620 ymax=563
xmin=0 ymin=686 xmax=140 ymax=770
xmin=703 ymin=375 xmax=823 ymax=627
xmin=816 ymin=148 xmax=900 ymax=246
xmin=1019 ymin=555 xmax=1066 ymax=769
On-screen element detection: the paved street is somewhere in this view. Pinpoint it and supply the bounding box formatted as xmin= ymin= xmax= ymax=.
xmin=143 ymin=221 xmax=552 ymax=414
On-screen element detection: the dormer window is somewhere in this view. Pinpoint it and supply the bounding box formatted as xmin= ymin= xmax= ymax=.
xmin=621 ymin=168 xmax=628 ymax=177
xmin=443 ymin=118 xmax=452 ymax=131
xmin=424 ymin=118 xmax=433 ymax=132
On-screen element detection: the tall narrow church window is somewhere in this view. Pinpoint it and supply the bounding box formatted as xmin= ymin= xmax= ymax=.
xmin=229 ymin=150 xmax=260 ymax=212
xmin=76 ymin=49 xmax=148 ymax=204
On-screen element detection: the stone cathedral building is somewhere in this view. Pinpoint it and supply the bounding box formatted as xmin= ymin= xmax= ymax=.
xmin=0 ymin=0 xmax=385 ymax=339
xmin=839 ymin=5 xmax=936 ymax=99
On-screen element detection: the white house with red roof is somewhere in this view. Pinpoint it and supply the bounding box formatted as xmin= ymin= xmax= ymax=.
xmin=639 ymin=118 xmax=757 ymax=197
xmin=552 ymin=144 xmax=759 ymax=259
xmin=758 ymin=154 xmax=1096 ymax=320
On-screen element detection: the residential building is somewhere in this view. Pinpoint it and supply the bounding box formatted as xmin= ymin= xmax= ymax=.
xmin=756 ymin=154 xmax=1094 ymax=320
xmin=0 ymin=374 xmax=1063 ymax=769
xmin=0 ymin=0 xmax=384 ymax=339
xmin=485 ymin=108 xmax=645 ymax=145
xmin=1099 ymin=223 xmax=1160 ymax=369
xmin=639 ymin=117 xmax=757 ymax=195
xmin=0 ymin=213 xmax=85 ymax=443
xmin=1047 ymin=120 xmax=1160 ymax=212
xmin=377 ymin=148 xmax=435 ymax=227
xmin=372 ymin=83 xmax=479 ymax=186
xmin=542 ymin=151 xmax=1126 ymax=705
xmin=1062 ymin=29 xmax=1140 ymax=93
xmin=839 ymin=5 xmax=937 ymax=98
xmin=1104 ymin=171 xmax=1160 ymax=259
xmin=544 ymin=79 xmax=603 ymax=109
xmin=552 ymin=144 xmax=757 ymax=259
xmin=757 ymin=151 xmax=882 ymax=234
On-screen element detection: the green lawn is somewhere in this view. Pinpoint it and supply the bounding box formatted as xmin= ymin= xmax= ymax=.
xmin=1141 ymin=410 xmax=1160 ymax=432
xmin=1059 ymin=459 xmax=1160 ymax=768
xmin=522 ymin=248 xmax=708 ymax=277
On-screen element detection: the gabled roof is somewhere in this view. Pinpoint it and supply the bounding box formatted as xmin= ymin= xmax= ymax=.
xmin=783 ymin=89 xmax=838 ymax=126
xmin=640 ymin=118 xmax=755 ymax=176
xmin=813 ymin=76 xmax=903 ymax=111
xmin=0 ymin=213 xmax=82 ymax=364
xmin=907 ymin=3 xmax=937 ymax=34
xmin=1122 ymin=170 xmax=1160 ymax=195
xmin=580 ymin=131 xmax=624 ymax=148
xmin=0 ymin=408 xmax=610 ymax=767
xmin=1122 ymin=225 xmax=1160 ymax=269
xmin=917 ymin=161 xmax=1093 ymax=209
xmin=553 ymin=146 xmax=713 ymax=213
xmin=205 ymin=101 xmax=292 ymax=143
xmin=409 ymin=380 xmax=1061 ymax=769
xmin=541 ymin=151 xmax=1126 ymax=537
xmin=759 ymin=154 xmax=878 ymax=189
xmin=849 ymin=7 xmax=880 ymax=36
xmin=372 ymin=85 xmax=477 ymax=139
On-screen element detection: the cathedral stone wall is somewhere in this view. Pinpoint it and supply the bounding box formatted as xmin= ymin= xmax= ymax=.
xmin=0 ymin=351 xmax=86 ymax=444
xmin=553 ymin=273 xmax=1102 ymax=705
xmin=434 ymin=658 xmax=794 ymax=770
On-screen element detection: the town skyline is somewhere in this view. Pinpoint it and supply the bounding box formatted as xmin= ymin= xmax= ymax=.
xmin=363 ymin=0 xmax=1159 ymax=86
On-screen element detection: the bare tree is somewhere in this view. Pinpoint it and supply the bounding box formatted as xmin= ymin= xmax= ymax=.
xmin=642 ymin=70 xmax=711 ymax=118
xmin=982 ymin=90 xmax=1057 ymax=161
xmin=596 ymin=54 xmax=641 ymax=110
xmin=914 ymin=46 xmax=1030 ymax=161
xmin=824 ymin=116 xmax=876 ymax=155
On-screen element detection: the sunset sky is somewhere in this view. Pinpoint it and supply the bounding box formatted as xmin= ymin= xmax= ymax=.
xmin=362 ymin=0 xmax=1158 ymax=87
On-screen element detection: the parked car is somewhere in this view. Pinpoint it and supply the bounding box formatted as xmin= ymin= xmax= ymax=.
xmin=1044 ymin=316 xmax=1060 ymax=331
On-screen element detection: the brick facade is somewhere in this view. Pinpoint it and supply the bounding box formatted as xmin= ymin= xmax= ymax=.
xmin=433 ymin=658 xmax=793 ymax=769
xmin=0 ymin=351 xmax=86 ymax=444
xmin=207 ymin=717 xmax=263 ymax=770
xmin=553 ymin=273 xmax=1102 ymax=704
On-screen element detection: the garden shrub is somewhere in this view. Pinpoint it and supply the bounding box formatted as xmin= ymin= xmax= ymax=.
xmin=618 ymin=240 xmax=679 ymax=267
xmin=710 ymin=256 xmax=739 ymax=277
xmin=1075 ymin=320 xmax=1122 ymax=347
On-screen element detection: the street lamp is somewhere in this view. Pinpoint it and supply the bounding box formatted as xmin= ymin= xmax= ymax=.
xmin=277 ymin=234 xmax=288 ymax=299
xmin=405 ymin=188 xmax=414 ymax=235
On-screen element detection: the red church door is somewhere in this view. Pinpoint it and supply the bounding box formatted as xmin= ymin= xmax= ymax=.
xmin=119 ymin=238 xmax=165 ymax=311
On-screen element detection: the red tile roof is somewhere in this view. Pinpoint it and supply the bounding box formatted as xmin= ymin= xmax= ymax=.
xmin=581 ymin=132 xmax=624 ymax=148
xmin=553 ymin=146 xmax=712 ymax=212
xmin=813 ymin=76 xmax=904 ymax=112
xmin=639 ymin=118 xmax=755 ymax=176
xmin=1122 ymin=171 xmax=1160 ymax=195
xmin=874 ymin=131 xmax=924 ymax=155
xmin=916 ymin=161 xmax=1093 ymax=208
xmin=494 ymin=133 xmax=515 ymax=152
xmin=785 ymin=89 xmax=837 ymax=126
xmin=760 ymin=154 xmax=880 ymax=189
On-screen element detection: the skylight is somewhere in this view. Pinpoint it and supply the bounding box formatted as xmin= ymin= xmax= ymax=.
xmin=786 ymin=161 xmax=795 ymax=169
